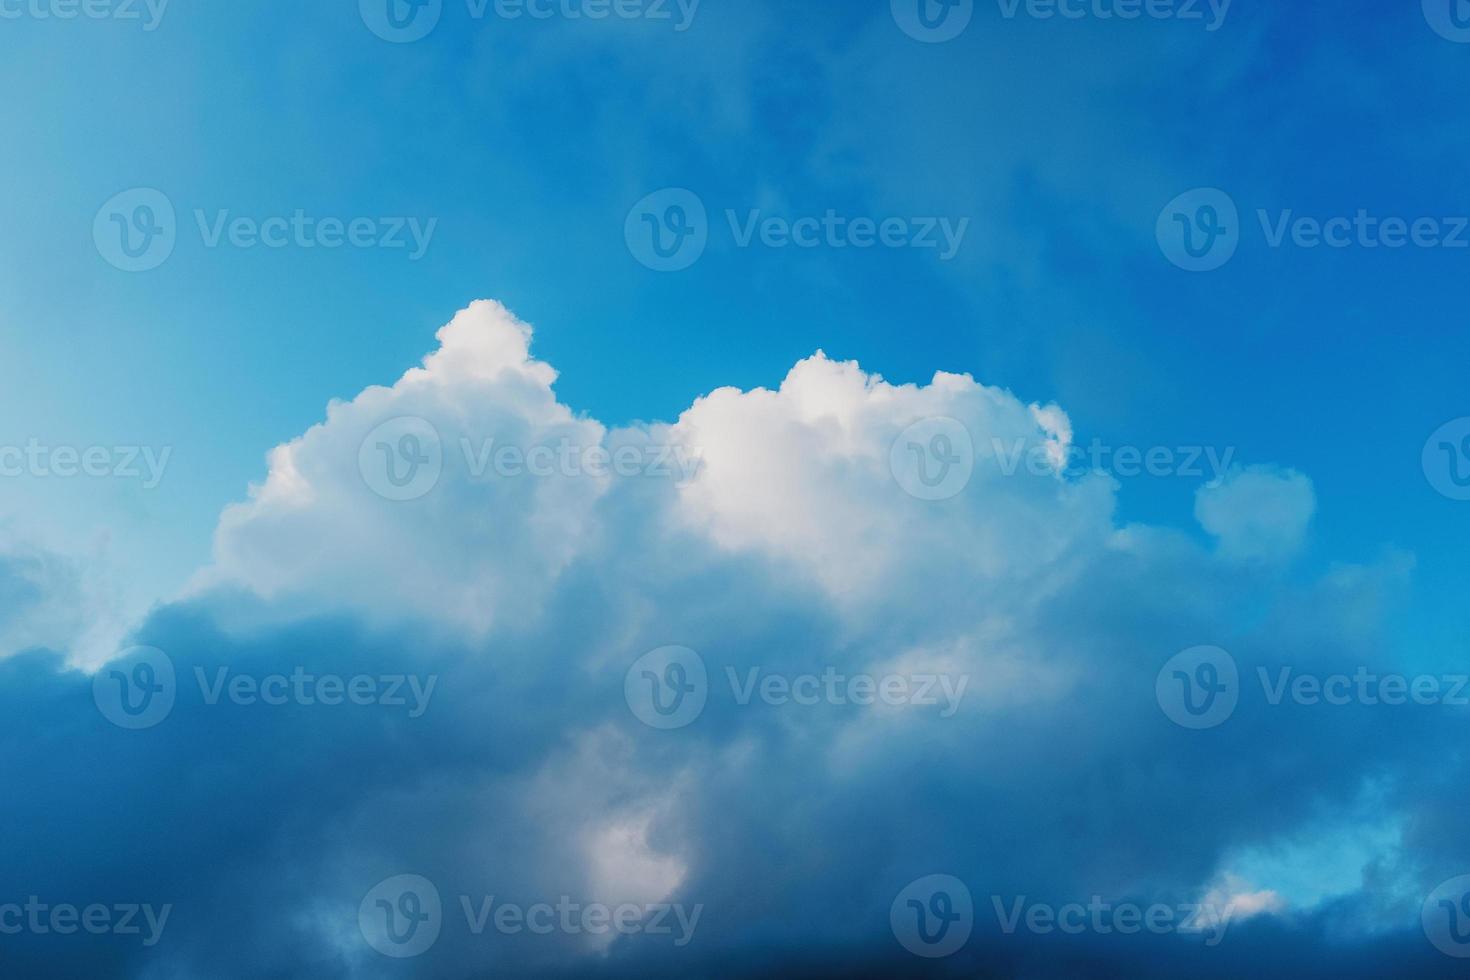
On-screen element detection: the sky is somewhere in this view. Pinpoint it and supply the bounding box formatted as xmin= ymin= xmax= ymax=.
xmin=2 ymin=1 xmax=1470 ymax=977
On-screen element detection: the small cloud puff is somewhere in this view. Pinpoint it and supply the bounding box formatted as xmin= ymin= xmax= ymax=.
xmin=1195 ymin=464 xmax=1316 ymax=562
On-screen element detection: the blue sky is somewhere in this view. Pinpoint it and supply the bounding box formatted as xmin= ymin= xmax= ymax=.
xmin=3 ymin=1 xmax=1470 ymax=977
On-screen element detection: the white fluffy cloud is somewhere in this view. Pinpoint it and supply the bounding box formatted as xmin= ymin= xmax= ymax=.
xmin=32 ymin=301 xmax=1439 ymax=978
xmin=1195 ymin=464 xmax=1316 ymax=562
xmin=203 ymin=300 xmax=1124 ymax=633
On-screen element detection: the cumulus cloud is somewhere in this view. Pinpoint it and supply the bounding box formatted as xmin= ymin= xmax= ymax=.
xmin=1195 ymin=465 xmax=1316 ymax=562
xmin=3 ymin=303 xmax=1462 ymax=979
